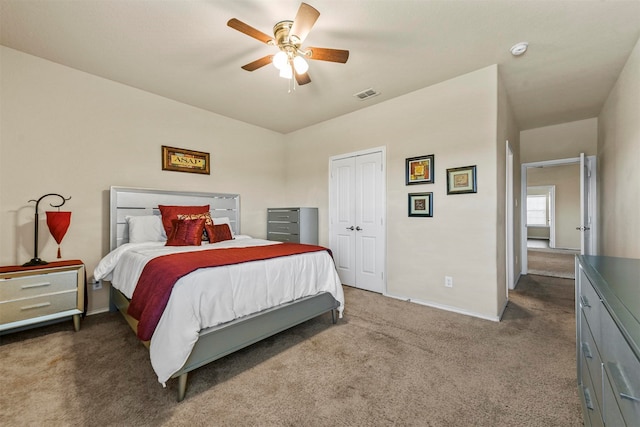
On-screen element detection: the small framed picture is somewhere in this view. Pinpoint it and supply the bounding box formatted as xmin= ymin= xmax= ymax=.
xmin=408 ymin=192 xmax=433 ymax=217
xmin=446 ymin=165 xmax=477 ymax=195
xmin=162 ymin=145 xmax=210 ymax=175
xmin=406 ymin=154 xmax=435 ymax=185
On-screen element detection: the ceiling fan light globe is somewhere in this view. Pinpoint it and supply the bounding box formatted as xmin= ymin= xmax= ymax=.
xmin=279 ymin=65 xmax=293 ymax=79
xmin=272 ymin=51 xmax=288 ymax=70
xmin=293 ymin=55 xmax=309 ymax=74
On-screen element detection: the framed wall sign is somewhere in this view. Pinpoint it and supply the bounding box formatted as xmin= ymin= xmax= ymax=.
xmin=446 ymin=165 xmax=477 ymax=194
xmin=162 ymin=145 xmax=210 ymax=175
xmin=406 ymin=154 xmax=435 ymax=185
xmin=408 ymin=192 xmax=433 ymax=217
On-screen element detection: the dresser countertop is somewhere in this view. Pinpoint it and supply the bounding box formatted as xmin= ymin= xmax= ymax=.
xmin=578 ymin=255 xmax=640 ymax=358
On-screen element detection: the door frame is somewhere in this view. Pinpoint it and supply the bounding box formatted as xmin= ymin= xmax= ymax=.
xmin=520 ymin=155 xmax=597 ymax=274
xmin=329 ymin=146 xmax=387 ymax=293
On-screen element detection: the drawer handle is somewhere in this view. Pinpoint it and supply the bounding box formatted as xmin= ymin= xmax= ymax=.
xmin=584 ymin=386 xmax=594 ymax=410
xmin=580 ymin=295 xmax=591 ymax=308
xmin=21 ymin=302 xmax=52 ymax=311
xmin=608 ymin=362 xmax=640 ymax=404
xmin=581 ymin=342 xmax=593 ymax=359
xmin=21 ymin=281 xmax=52 ymax=289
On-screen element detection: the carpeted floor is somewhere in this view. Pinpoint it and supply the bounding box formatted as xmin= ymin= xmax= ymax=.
xmin=527 ymin=249 xmax=577 ymax=279
xmin=0 ymin=275 xmax=582 ymax=426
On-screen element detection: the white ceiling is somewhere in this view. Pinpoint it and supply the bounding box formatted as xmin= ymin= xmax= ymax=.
xmin=2 ymin=0 xmax=640 ymax=134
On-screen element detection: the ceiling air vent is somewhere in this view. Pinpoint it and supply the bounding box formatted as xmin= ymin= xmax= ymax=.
xmin=354 ymin=88 xmax=380 ymax=101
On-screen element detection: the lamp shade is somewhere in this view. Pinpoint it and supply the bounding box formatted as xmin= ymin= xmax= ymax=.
xmin=46 ymin=211 xmax=71 ymax=258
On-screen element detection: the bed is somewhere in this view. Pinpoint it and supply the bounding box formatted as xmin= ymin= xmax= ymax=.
xmin=96 ymin=186 xmax=344 ymax=401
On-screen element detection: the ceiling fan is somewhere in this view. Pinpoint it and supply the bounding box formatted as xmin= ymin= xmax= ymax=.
xmin=227 ymin=2 xmax=349 ymax=86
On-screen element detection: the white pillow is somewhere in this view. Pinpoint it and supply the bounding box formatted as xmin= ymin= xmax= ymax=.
xmin=126 ymin=215 xmax=167 ymax=243
xmin=213 ymin=216 xmax=235 ymax=237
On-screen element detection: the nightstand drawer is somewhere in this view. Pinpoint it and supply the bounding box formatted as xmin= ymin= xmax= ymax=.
xmin=0 ymin=270 xmax=77 ymax=300
xmin=267 ymin=232 xmax=300 ymax=243
xmin=268 ymin=210 xmax=299 ymax=223
xmin=0 ymin=291 xmax=77 ymax=324
xmin=267 ymin=222 xmax=300 ymax=234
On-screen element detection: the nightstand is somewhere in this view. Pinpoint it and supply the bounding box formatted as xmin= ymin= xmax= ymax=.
xmin=267 ymin=207 xmax=318 ymax=244
xmin=0 ymin=260 xmax=86 ymax=334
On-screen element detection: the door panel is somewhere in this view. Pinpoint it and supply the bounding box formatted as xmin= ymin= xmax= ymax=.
xmin=330 ymin=158 xmax=356 ymax=285
xmin=330 ymin=150 xmax=385 ymax=293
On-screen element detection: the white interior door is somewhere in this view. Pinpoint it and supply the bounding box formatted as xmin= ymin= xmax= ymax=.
xmin=579 ymin=154 xmax=597 ymax=255
xmin=330 ymin=149 xmax=385 ymax=293
xmin=330 ymin=157 xmax=356 ymax=285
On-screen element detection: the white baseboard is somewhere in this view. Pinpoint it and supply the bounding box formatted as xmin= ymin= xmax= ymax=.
xmin=383 ymin=292 xmax=500 ymax=322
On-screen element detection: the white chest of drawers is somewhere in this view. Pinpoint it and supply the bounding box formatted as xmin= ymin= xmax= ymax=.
xmin=576 ymin=255 xmax=640 ymax=426
xmin=267 ymin=208 xmax=318 ymax=245
xmin=0 ymin=261 xmax=85 ymax=334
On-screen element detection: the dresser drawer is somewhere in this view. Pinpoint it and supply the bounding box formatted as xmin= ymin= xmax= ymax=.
xmin=0 ymin=270 xmax=77 ymax=301
xmin=581 ymin=352 xmax=604 ymax=427
xmin=579 ymin=269 xmax=603 ymax=342
xmin=268 ymin=210 xmax=299 ymax=223
xmin=0 ymin=291 xmax=77 ymax=324
xmin=267 ymin=222 xmax=300 ymax=234
xmin=267 ymin=232 xmax=300 ymax=243
xmin=581 ymin=311 xmax=604 ymax=407
xmin=601 ymin=308 xmax=640 ymax=424
xmin=602 ymin=372 xmax=626 ymax=427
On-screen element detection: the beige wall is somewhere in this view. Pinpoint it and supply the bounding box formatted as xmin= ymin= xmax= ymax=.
xmin=528 ymin=165 xmax=581 ymax=250
xmin=0 ymin=47 xmax=287 ymax=313
xmin=598 ymin=37 xmax=640 ymax=258
xmin=0 ymin=48 xmax=520 ymax=320
xmin=285 ymin=65 xmax=510 ymax=320
xmin=520 ymin=118 xmax=597 ymax=163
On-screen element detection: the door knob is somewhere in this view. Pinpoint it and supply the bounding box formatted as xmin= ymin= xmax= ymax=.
xmin=356 ymin=226 xmax=362 ymax=231
xmin=576 ymin=226 xmax=591 ymax=231
xmin=346 ymin=226 xmax=354 ymax=231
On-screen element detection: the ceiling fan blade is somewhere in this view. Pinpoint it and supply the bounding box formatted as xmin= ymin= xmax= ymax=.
xmin=227 ymin=18 xmax=273 ymax=44
xmin=241 ymin=55 xmax=274 ymax=71
xmin=289 ymin=3 xmax=320 ymax=43
xmin=295 ymin=72 xmax=311 ymax=86
xmin=307 ymin=47 xmax=349 ymax=63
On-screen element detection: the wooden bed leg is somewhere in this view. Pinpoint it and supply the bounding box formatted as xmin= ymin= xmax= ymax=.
xmin=331 ymin=309 xmax=337 ymax=324
xmin=177 ymin=373 xmax=188 ymax=402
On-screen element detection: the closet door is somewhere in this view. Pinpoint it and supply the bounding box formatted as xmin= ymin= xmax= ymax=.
xmin=330 ymin=150 xmax=385 ymax=293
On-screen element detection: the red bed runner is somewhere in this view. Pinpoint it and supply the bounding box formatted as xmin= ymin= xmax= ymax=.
xmin=128 ymin=243 xmax=331 ymax=341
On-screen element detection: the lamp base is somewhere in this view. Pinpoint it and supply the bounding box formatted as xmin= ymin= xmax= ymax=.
xmin=23 ymin=258 xmax=48 ymax=267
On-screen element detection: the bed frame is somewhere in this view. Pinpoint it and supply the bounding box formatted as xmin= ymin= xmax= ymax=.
xmin=108 ymin=186 xmax=340 ymax=401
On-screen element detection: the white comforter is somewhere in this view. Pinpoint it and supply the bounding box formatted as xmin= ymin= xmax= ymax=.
xmin=94 ymin=237 xmax=345 ymax=385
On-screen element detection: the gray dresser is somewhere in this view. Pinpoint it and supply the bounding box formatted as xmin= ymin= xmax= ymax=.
xmin=267 ymin=208 xmax=318 ymax=245
xmin=576 ymin=255 xmax=640 ymax=426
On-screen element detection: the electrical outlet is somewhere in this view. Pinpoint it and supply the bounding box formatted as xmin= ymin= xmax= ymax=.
xmin=444 ymin=276 xmax=453 ymax=288
xmin=92 ymin=280 xmax=102 ymax=291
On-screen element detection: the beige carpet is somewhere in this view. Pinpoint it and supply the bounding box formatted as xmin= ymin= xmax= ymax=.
xmin=0 ymin=275 xmax=582 ymax=426
xmin=527 ymin=249 xmax=577 ymax=279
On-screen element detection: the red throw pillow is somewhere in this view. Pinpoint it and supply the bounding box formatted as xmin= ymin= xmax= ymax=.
xmin=165 ymin=218 xmax=206 ymax=246
xmin=158 ymin=205 xmax=209 ymax=237
xmin=177 ymin=212 xmax=214 ymax=242
xmin=211 ymin=224 xmax=233 ymax=243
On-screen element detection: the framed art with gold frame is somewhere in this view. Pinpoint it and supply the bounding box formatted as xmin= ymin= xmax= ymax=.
xmin=162 ymin=145 xmax=210 ymax=175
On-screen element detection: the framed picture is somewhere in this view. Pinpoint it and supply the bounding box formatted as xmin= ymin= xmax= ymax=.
xmin=446 ymin=165 xmax=477 ymax=195
xmin=162 ymin=145 xmax=210 ymax=175
xmin=408 ymin=192 xmax=433 ymax=217
xmin=406 ymin=154 xmax=435 ymax=185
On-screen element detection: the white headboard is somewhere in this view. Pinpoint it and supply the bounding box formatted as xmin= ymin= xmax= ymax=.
xmin=110 ymin=186 xmax=240 ymax=250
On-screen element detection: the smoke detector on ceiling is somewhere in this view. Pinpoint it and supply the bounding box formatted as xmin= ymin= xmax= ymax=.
xmin=510 ymin=42 xmax=528 ymax=57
